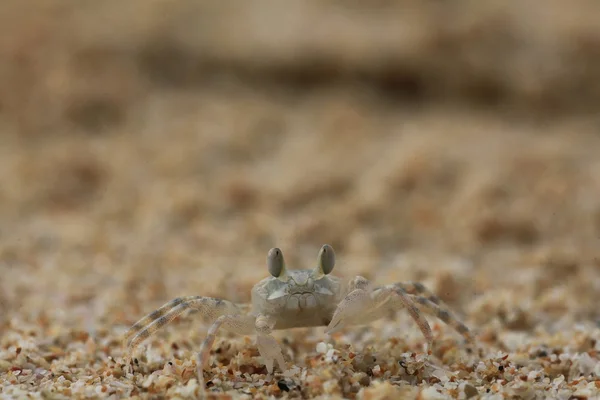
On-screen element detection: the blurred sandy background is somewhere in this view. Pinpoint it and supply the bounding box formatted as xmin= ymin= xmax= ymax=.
xmin=2 ymin=0 xmax=600 ymax=398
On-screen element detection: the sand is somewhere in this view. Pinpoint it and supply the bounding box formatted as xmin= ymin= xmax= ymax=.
xmin=2 ymin=1 xmax=600 ymax=399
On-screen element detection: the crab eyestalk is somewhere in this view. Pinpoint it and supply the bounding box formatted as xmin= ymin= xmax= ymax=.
xmin=312 ymin=244 xmax=336 ymax=280
xmin=267 ymin=247 xmax=289 ymax=281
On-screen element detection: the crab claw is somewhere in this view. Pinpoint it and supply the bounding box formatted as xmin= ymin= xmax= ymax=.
xmin=256 ymin=334 xmax=286 ymax=374
xmin=325 ymin=289 xmax=373 ymax=334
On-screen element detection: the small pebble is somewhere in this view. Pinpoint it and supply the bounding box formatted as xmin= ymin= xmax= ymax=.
xmin=277 ymin=380 xmax=290 ymax=392
xmin=316 ymin=342 xmax=328 ymax=354
xmin=463 ymin=383 xmax=478 ymax=398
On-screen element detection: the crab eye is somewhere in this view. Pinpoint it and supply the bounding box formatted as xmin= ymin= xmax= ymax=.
xmin=267 ymin=247 xmax=285 ymax=277
xmin=318 ymin=244 xmax=335 ymax=275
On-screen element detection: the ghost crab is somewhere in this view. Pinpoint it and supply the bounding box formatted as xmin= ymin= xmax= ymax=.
xmin=124 ymin=244 xmax=473 ymax=388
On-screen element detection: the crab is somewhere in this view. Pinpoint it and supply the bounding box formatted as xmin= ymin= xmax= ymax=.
xmin=124 ymin=244 xmax=473 ymax=389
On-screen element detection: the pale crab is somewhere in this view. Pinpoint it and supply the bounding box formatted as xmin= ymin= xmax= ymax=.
xmin=124 ymin=244 xmax=473 ymax=389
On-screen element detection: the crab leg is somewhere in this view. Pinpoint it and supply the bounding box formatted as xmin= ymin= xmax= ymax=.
xmin=197 ymin=313 xmax=285 ymax=390
xmin=123 ymin=296 xmax=243 ymax=366
xmin=326 ymin=276 xmax=473 ymax=353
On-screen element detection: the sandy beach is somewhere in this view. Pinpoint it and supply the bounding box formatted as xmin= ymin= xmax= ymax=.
xmin=2 ymin=1 xmax=600 ymax=398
